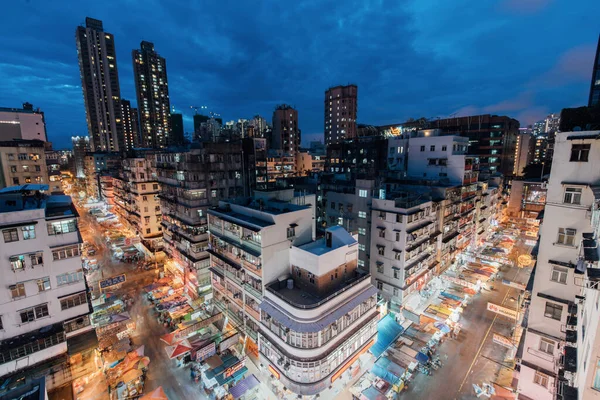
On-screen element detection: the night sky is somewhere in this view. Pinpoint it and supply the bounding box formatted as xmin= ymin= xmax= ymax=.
xmin=0 ymin=0 xmax=598 ymax=148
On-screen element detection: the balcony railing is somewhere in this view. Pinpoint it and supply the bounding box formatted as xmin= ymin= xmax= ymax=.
xmin=244 ymin=283 xmax=263 ymax=300
xmin=245 ymin=305 xmax=261 ymax=322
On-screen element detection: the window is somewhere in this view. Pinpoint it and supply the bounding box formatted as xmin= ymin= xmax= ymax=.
xmin=60 ymin=292 xmax=87 ymax=310
xmin=3 ymin=228 xmax=19 ymax=242
xmin=593 ymin=360 xmax=600 ymax=390
xmin=18 ymin=154 xmax=28 ymax=161
xmin=379 ymin=211 xmax=386 ymax=219
xmin=570 ymin=144 xmax=590 ymax=162
xmin=376 ymin=281 xmax=383 ymax=290
xmin=141 ymin=184 xmax=146 ymax=190
xmin=358 ymin=228 xmax=366 ymax=235
xmin=35 ymin=165 xmax=40 ymax=172
xmin=539 ymin=338 xmax=555 ymax=355
xmin=10 ymin=255 xmax=25 ymax=271
xmin=430 ymin=145 xmax=435 ymax=151
xmin=377 ymin=246 xmax=385 ymax=255
xmin=533 ymin=371 xmax=549 ymax=387
xmin=395 ymin=251 xmax=402 ymax=260
xmin=396 ymin=232 xmax=401 ymax=241
xmin=56 ymin=270 xmax=84 ymax=286
xmin=544 ymin=302 xmax=562 ymax=320
xmin=10 ymin=166 xmax=17 ymax=173
xmin=144 ymin=216 xmax=150 ymax=223
xmin=52 ymin=245 xmax=80 ymax=260
xmin=19 ymin=304 xmax=49 ymax=323
xmin=153 ymin=184 xmax=159 ymax=190
xmin=22 ymin=225 xmax=36 ymax=240
xmin=359 ymin=189 xmax=368 ymax=198
xmin=287 ymin=227 xmax=295 ymax=238
xmin=146 ymin=228 xmax=151 ymax=234
xmin=30 ymin=252 xmax=43 ymax=266
xmin=0 ymin=316 xmax=3 ymax=330
xmin=37 ymin=277 xmax=51 ymax=292
xmin=420 ymin=146 xmax=425 ymax=152
xmin=442 ymin=145 xmax=447 ymax=151
xmin=551 ymin=265 xmax=568 ymax=284
xmin=396 ymin=214 xmax=402 ymax=223
xmin=12 ymin=178 xmax=19 ymax=185
xmin=11 ymin=283 xmax=26 ymax=299
xmin=393 ymin=270 xmax=399 ymax=279
xmin=47 ymin=219 xmax=77 ymax=235
xmin=358 ymin=211 xmax=367 ymax=218
xmin=330 ymin=202 xmax=336 ymax=209
xmin=379 ymin=229 xmax=385 ymax=238
xmin=377 ymin=264 xmax=384 ymax=273
xmin=557 ymin=228 xmax=576 ymax=246
xmin=358 ymin=244 xmax=365 ymax=251
xmin=563 ymin=187 xmax=582 ymax=205
xmin=358 ymin=260 xmax=364 ymax=268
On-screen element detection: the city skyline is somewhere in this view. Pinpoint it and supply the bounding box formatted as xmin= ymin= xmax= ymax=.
xmin=0 ymin=1 xmax=598 ymax=148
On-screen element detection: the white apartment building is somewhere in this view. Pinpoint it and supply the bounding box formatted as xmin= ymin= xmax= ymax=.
xmin=0 ymin=104 xmax=47 ymax=142
xmin=518 ymin=131 xmax=600 ymax=400
xmin=407 ymin=135 xmax=474 ymax=185
xmin=259 ymin=226 xmax=378 ymax=395
xmin=0 ymin=185 xmax=92 ymax=379
xmin=370 ymin=195 xmax=439 ymax=311
xmin=207 ymin=189 xmax=315 ymax=359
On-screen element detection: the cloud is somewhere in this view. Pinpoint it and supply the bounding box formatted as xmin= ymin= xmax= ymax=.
xmin=0 ymin=0 xmax=598 ymax=147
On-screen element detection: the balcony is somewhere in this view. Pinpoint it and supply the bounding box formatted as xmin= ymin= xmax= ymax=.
xmin=244 ymin=283 xmax=263 ymax=300
xmin=242 ymin=259 xmax=262 ymax=278
xmin=244 ymin=304 xmax=261 ymax=322
xmin=225 ymin=269 xmax=244 ymax=288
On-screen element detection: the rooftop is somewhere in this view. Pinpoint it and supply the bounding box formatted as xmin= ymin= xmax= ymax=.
xmin=0 ymin=185 xmax=78 ymax=217
xmin=298 ymin=226 xmax=356 ymax=256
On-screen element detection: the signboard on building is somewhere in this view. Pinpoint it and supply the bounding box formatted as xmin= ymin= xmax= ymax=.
xmin=195 ymin=342 xmax=216 ymax=362
xmin=223 ymin=357 xmax=246 ymax=379
xmin=493 ymin=333 xmax=516 ymax=349
xmin=100 ymin=274 xmax=126 ymax=289
xmin=173 ymin=313 xmax=222 ymax=342
xmin=487 ymin=302 xmax=518 ymax=319
xmin=219 ymin=332 xmax=240 ymax=353
xmin=501 ymin=279 xmax=526 ymax=291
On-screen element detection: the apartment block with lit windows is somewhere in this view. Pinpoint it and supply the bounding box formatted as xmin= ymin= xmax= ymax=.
xmin=0 ymin=185 xmax=92 ymax=384
xmin=0 ymin=140 xmax=48 ymax=189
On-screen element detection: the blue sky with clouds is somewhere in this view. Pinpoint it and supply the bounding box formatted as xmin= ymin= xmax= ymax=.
xmin=0 ymin=0 xmax=598 ymax=148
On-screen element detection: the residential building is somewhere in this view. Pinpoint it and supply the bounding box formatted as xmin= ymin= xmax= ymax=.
xmin=156 ymin=142 xmax=245 ymax=298
xmin=132 ymin=41 xmax=171 ymax=149
xmin=170 ymin=113 xmax=185 ymax=146
xmin=241 ymin=137 xmax=268 ymax=194
xmin=370 ymin=194 xmax=439 ymax=310
xmin=194 ymin=114 xmax=222 ymax=143
xmin=82 ymin=152 xmax=121 ymax=200
xmin=71 ymin=136 xmax=90 ymax=178
xmin=324 ymin=85 xmax=358 ymax=144
xmin=0 ymin=140 xmax=48 ymax=189
xmin=0 ymin=185 xmax=92 ymax=385
xmin=406 ymin=135 xmax=474 ymax=185
xmin=75 ymin=17 xmax=124 ymax=152
xmin=589 ymin=34 xmax=600 ymax=107
xmin=271 ymin=105 xmax=300 ymax=157
xmin=517 ymin=130 xmax=600 ymax=400
xmin=295 ymin=152 xmax=324 ymax=176
xmin=121 ymin=99 xmax=140 ymax=150
xmin=207 ymin=190 xmax=374 ymax=397
xmin=259 ymin=226 xmax=377 ymax=395
xmin=266 ymin=152 xmax=297 ymax=183
xmin=514 ymin=130 xmax=535 ymax=176
xmin=409 ymin=115 xmax=520 ymax=176
xmin=113 ymin=154 xmax=162 ymax=246
xmin=44 ymin=147 xmax=63 ymax=193
xmin=506 ymin=178 xmax=546 ymax=236
xmin=0 ymin=103 xmax=47 ymax=142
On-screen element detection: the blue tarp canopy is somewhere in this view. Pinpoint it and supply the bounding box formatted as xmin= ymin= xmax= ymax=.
xmin=371 ymin=363 xmax=399 ymax=384
xmin=440 ymin=291 xmax=462 ymax=301
xmin=361 ymin=386 xmax=387 ymax=400
xmin=415 ymin=351 xmax=429 ymax=364
xmin=369 ymin=314 xmax=403 ymax=358
xmin=228 ymin=374 xmax=259 ymax=399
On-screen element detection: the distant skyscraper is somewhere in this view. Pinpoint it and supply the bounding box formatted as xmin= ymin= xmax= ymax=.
xmin=121 ymin=99 xmax=140 ymax=150
xmin=71 ymin=136 xmax=90 ymax=178
xmin=132 ymin=41 xmax=171 ymax=148
xmin=169 ymin=113 xmax=184 ymax=146
xmin=75 ymin=17 xmax=124 ymax=152
xmin=271 ymin=105 xmax=300 ymax=156
xmin=324 ymin=84 xmax=358 ymax=145
xmin=589 ymin=34 xmax=600 ymax=107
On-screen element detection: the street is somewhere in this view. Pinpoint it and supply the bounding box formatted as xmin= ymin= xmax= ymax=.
xmin=399 ymin=238 xmax=532 ymax=400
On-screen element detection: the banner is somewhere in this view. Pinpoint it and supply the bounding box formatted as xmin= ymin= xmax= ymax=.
xmin=487 ymin=302 xmax=518 ymax=319
xmin=195 ymin=342 xmax=216 ymax=362
xmin=223 ymin=357 xmax=246 ymax=379
xmin=501 ymin=279 xmax=526 ymax=291
xmin=100 ymin=274 xmax=126 ymax=289
xmin=493 ymin=333 xmax=516 ymax=349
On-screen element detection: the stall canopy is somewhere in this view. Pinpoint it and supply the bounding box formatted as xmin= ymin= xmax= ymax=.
xmin=165 ymin=339 xmax=192 ymax=359
xmin=229 ymin=374 xmax=260 ymax=399
xmin=370 ymin=314 xmax=404 ymax=358
xmin=140 ymin=386 xmax=168 ymax=400
xmin=415 ymin=352 xmax=429 ymax=364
